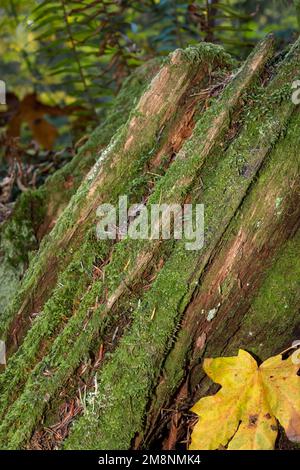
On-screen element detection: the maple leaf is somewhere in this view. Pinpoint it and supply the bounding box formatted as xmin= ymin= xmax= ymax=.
xmin=189 ymin=349 xmax=300 ymax=450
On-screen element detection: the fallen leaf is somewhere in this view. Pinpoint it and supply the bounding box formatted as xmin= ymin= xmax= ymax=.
xmin=189 ymin=349 xmax=300 ymax=450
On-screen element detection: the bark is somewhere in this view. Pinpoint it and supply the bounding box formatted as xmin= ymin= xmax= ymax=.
xmin=0 ymin=36 xmax=299 ymax=450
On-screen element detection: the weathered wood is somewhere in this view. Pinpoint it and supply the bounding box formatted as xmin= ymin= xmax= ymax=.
xmin=0 ymin=59 xmax=160 ymax=316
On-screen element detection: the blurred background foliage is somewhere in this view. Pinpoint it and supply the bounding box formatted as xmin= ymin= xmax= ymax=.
xmin=0 ymin=0 xmax=299 ymax=156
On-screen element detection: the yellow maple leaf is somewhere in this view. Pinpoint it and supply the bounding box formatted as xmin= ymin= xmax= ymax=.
xmin=189 ymin=349 xmax=300 ymax=450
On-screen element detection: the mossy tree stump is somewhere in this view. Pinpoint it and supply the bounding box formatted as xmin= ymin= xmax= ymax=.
xmin=0 ymin=35 xmax=299 ymax=450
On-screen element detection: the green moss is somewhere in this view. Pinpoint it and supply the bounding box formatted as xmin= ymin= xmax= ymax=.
xmin=0 ymin=43 xmax=235 ymax=448
xmin=64 ymin=57 xmax=300 ymax=449
xmin=1 ymin=189 xmax=46 ymax=266
xmin=0 ymin=60 xmax=159 ymax=322
xmin=0 ymin=228 xmax=109 ymax=413
xmin=0 ymin=190 xmax=46 ymax=314
xmin=0 ymin=279 xmax=105 ymax=448
xmin=1 ymin=38 xmax=299 ymax=450
xmin=0 ymin=238 xmax=173 ymax=448
xmin=173 ymin=42 xmax=235 ymax=67
xmin=63 ymin=243 xmax=195 ymax=450
xmin=149 ymin=107 xmax=300 ymax=421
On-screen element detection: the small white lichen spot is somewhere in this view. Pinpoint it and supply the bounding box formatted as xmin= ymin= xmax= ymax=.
xmin=275 ymin=197 xmax=283 ymax=209
xmin=207 ymin=308 xmax=217 ymax=322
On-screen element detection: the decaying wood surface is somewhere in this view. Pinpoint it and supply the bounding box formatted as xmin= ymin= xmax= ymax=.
xmin=0 ymin=35 xmax=299 ymax=450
